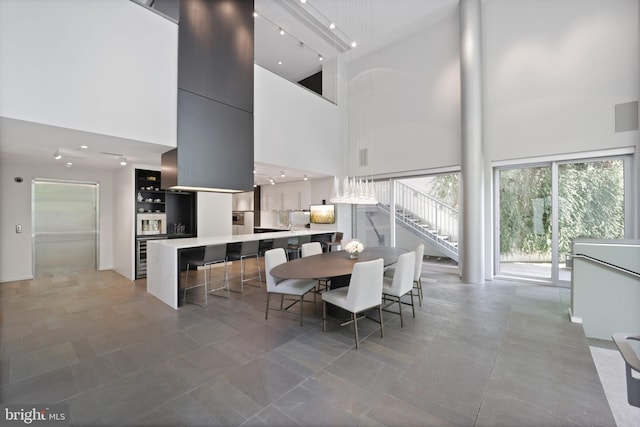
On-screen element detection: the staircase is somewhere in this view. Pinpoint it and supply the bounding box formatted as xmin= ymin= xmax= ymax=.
xmin=376 ymin=181 xmax=459 ymax=261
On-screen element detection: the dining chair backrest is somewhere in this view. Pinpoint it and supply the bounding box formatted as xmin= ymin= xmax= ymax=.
xmin=389 ymin=251 xmax=416 ymax=296
xmin=414 ymin=244 xmax=425 ymax=281
xmin=301 ymin=242 xmax=322 ymax=257
xmin=346 ymin=258 xmax=384 ymax=313
xmin=265 ymin=248 xmax=287 ymax=292
xmin=203 ymin=244 xmax=227 ymax=264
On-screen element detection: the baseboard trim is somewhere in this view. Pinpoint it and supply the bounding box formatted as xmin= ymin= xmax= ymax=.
xmin=568 ymin=308 xmax=583 ymax=324
xmin=0 ymin=274 xmax=35 ymax=283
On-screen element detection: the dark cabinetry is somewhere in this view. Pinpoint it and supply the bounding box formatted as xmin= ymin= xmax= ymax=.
xmin=135 ymin=169 xmax=197 ymax=279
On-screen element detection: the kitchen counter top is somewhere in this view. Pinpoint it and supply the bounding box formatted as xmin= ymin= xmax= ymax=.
xmin=146 ymin=229 xmax=336 ymax=309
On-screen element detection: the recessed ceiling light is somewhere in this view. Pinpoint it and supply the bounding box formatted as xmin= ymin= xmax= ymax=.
xmin=280 ymin=171 xmax=285 ymax=178
xmin=278 ymin=61 xmax=282 ymax=65
xmin=252 ymin=11 xmax=257 ymax=18
xmin=271 ymin=181 xmax=275 ymax=185
xmin=300 ymin=0 xmax=307 ymax=3
xmin=304 ymin=175 xmax=308 ymax=181
xmin=120 ymin=157 xmax=127 ymax=166
xmin=80 ymin=145 xmax=88 ymax=149
xmin=329 ymin=22 xmax=336 ymax=29
xmin=351 ymin=41 xmax=357 ymax=48
xmin=253 ymin=168 xmax=256 ymax=174
xmin=65 ymin=162 xmax=73 ymax=168
xmin=279 ymin=28 xmax=285 ymax=35
xmin=318 ymin=54 xmax=323 ymax=61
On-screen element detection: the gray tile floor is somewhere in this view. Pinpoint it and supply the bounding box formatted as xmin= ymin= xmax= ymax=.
xmin=0 ymin=260 xmax=617 ymax=426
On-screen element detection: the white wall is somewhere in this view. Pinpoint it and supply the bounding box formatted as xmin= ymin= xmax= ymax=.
xmin=112 ymin=165 xmax=135 ymax=280
xmin=0 ymin=155 xmax=114 ymax=282
xmin=346 ymin=4 xmax=461 ymax=177
xmin=0 ymin=0 xmax=177 ymax=147
xmin=483 ymin=0 xmax=639 ymax=161
xmin=197 ymin=193 xmax=232 ymax=237
xmin=254 ymin=65 xmax=343 ymax=178
xmin=482 ymin=0 xmax=640 ymax=275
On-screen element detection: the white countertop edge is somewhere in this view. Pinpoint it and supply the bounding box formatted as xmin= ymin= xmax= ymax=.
xmin=147 ymin=229 xmax=337 ymax=249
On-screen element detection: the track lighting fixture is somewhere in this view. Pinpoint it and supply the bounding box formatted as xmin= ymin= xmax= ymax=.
xmin=120 ymin=157 xmax=127 ymax=166
xmin=53 ymin=150 xmax=62 ymax=160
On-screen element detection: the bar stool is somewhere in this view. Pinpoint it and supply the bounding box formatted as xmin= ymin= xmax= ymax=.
xmin=227 ymin=240 xmax=262 ymax=292
xmin=288 ymin=235 xmax=311 ymax=259
xmin=183 ymin=244 xmax=229 ymax=307
xmin=322 ymin=232 xmax=343 ymax=252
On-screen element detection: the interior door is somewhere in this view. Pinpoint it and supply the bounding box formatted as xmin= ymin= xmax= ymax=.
xmin=33 ymin=180 xmax=99 ymax=276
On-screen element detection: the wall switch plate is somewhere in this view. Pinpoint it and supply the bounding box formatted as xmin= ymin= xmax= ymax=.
xmin=16 ymin=224 xmax=22 ymax=233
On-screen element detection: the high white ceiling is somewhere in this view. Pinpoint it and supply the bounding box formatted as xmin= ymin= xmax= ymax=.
xmin=0 ymin=0 xmax=457 ymax=182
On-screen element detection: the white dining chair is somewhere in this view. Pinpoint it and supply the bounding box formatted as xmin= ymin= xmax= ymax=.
xmin=382 ymin=251 xmax=416 ymax=327
xmin=301 ymin=241 xmax=329 ymax=292
xmin=264 ymin=248 xmax=317 ymax=326
xmin=300 ymin=241 xmax=322 ymax=257
xmin=385 ymin=243 xmax=425 ymax=305
xmin=322 ymin=258 xmax=384 ymax=349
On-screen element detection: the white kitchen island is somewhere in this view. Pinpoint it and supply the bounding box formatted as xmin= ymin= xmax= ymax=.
xmin=146 ymin=229 xmax=335 ymax=309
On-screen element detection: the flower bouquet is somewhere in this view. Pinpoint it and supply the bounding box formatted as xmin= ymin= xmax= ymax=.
xmin=345 ymin=240 xmax=364 ymax=259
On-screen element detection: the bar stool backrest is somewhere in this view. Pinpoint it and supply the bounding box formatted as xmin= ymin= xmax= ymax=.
xmin=204 ymin=244 xmax=227 ymax=264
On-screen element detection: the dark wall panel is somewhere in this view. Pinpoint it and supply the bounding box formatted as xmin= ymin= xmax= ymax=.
xmin=178 ymin=0 xmax=254 ymax=113
xmin=176 ymin=89 xmax=254 ymax=191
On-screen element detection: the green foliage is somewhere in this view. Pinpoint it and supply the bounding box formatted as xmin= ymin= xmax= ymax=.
xmin=498 ymin=160 xmax=624 ymax=256
xmin=499 ymin=167 xmax=552 ymax=256
xmin=558 ymin=161 xmax=624 ymax=254
xmin=427 ymin=174 xmax=459 ymax=209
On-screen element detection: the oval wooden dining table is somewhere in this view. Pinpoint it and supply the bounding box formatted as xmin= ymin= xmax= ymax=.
xmin=270 ymin=246 xmax=408 ymax=281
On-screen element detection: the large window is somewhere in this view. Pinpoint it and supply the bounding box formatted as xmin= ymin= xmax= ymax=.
xmin=495 ymin=155 xmax=630 ymax=285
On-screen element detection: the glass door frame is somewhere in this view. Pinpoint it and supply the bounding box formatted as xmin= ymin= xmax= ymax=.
xmin=493 ymin=150 xmax=634 ymax=285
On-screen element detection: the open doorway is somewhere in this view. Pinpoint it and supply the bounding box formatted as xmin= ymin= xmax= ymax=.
xmin=32 ymin=179 xmax=99 ymax=276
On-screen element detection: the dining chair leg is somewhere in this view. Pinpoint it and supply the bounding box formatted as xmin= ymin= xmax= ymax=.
xmin=398 ymin=296 xmax=404 ymax=327
xmin=280 ymin=294 xmax=284 ymax=309
xmin=265 ymin=292 xmax=270 ymax=320
xmin=299 ymin=294 xmax=304 ymax=326
xmin=410 ymin=290 xmax=415 ymax=317
xmin=378 ymin=305 xmax=384 ymax=338
xmin=353 ymin=312 xmax=359 ymax=349
xmin=322 ymin=301 xmax=327 ymax=332
xmin=415 ymin=278 xmax=423 ymax=306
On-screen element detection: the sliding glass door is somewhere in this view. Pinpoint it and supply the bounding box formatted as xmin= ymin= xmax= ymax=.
xmin=495 ymin=155 xmax=629 ymax=285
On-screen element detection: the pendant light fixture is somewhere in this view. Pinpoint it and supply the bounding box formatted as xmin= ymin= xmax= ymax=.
xmin=330 ymin=0 xmax=376 ymax=206
xmin=330 ymin=176 xmax=378 ymax=205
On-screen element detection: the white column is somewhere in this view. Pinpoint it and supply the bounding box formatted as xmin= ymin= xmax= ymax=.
xmin=459 ymin=0 xmax=484 ymax=284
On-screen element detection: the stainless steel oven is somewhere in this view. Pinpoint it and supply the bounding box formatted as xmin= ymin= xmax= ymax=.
xmin=232 ymin=211 xmax=244 ymax=225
